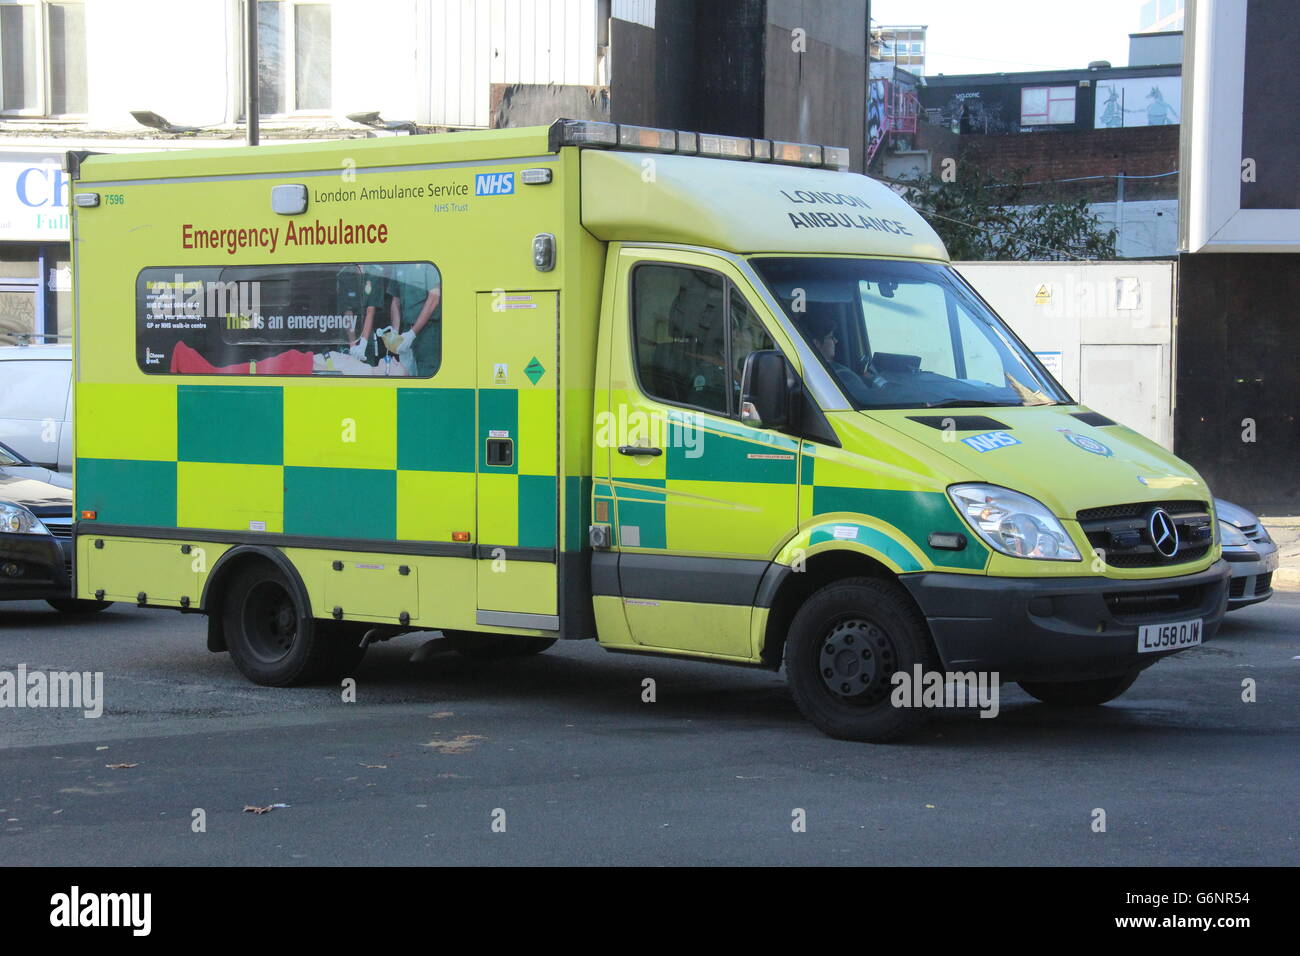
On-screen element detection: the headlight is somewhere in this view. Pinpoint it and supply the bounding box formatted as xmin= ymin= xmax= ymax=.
xmin=1218 ymin=520 xmax=1249 ymax=547
xmin=948 ymin=484 xmax=1081 ymax=561
xmin=0 ymin=502 xmax=49 ymax=535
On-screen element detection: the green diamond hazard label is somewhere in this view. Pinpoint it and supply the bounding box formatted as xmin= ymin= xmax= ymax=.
xmin=524 ymin=357 xmax=545 ymax=385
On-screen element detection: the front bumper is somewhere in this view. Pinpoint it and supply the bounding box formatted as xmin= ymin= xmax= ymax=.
xmin=1222 ymin=542 xmax=1277 ymax=610
xmin=0 ymin=532 xmax=72 ymax=601
xmin=900 ymin=560 xmax=1230 ymax=682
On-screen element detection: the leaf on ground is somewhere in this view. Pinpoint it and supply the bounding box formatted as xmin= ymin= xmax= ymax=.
xmin=359 ymin=763 xmax=388 ymax=769
xmin=105 ymin=763 xmax=138 ymax=770
xmin=422 ymin=734 xmax=485 ymax=754
xmin=243 ymin=805 xmax=274 ymax=814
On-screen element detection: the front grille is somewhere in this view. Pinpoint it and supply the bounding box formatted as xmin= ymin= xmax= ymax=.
xmin=1229 ymin=577 xmax=1246 ymax=599
xmin=1105 ymin=584 xmax=1205 ymax=620
xmin=1238 ymin=523 xmax=1267 ymax=542
xmin=1256 ymin=572 xmax=1272 ymax=594
xmin=1077 ymin=500 xmax=1212 ymax=568
xmin=1077 ymin=500 xmax=1206 ymax=522
xmin=39 ymin=516 xmax=73 ymax=538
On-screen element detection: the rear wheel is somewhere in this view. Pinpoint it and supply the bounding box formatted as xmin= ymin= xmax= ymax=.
xmin=444 ymin=630 xmax=556 ymax=659
xmin=784 ymin=577 xmax=936 ymax=742
xmin=223 ymin=564 xmax=335 ymax=686
xmin=47 ymin=598 xmax=112 ymax=614
xmin=1019 ymin=671 xmax=1139 ymax=706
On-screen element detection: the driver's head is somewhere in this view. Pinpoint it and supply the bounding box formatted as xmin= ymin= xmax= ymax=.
xmin=802 ymin=313 xmax=838 ymax=363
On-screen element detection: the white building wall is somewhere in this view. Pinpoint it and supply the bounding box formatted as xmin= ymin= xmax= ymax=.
xmin=423 ymin=0 xmax=599 ymax=127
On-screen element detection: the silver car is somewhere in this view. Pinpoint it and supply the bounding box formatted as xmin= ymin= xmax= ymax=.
xmin=1216 ymin=498 xmax=1277 ymax=610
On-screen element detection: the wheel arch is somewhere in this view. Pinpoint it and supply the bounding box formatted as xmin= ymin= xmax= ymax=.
xmin=759 ymin=544 xmax=926 ymax=668
xmin=200 ymin=545 xmax=313 ymax=653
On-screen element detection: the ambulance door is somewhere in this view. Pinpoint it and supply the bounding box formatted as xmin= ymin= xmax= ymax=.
xmin=608 ymin=251 xmax=800 ymax=658
xmin=475 ymin=290 xmax=560 ymax=630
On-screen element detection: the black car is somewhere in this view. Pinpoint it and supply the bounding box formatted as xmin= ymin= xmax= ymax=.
xmin=0 ymin=441 xmax=109 ymax=613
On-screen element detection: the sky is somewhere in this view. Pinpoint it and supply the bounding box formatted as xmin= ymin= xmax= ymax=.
xmin=871 ymin=0 xmax=1146 ymax=76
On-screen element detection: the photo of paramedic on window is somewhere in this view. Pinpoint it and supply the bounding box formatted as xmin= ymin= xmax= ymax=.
xmin=135 ymin=261 xmax=442 ymax=377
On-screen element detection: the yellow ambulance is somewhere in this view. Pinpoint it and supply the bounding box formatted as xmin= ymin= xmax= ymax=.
xmin=67 ymin=120 xmax=1228 ymax=740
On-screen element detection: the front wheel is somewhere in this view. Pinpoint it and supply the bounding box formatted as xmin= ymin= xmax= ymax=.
xmin=784 ymin=577 xmax=936 ymax=742
xmin=1019 ymin=671 xmax=1139 ymax=706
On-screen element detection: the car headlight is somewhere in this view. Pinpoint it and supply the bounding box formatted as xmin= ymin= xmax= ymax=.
xmin=0 ymin=502 xmax=50 ymax=535
xmin=948 ymin=484 xmax=1081 ymax=561
xmin=1218 ymin=520 xmax=1249 ymax=547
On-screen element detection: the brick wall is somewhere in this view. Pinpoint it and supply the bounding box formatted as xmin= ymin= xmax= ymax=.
xmin=945 ymin=126 xmax=1179 ymax=201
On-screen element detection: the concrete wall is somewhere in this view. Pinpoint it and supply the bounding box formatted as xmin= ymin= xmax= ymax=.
xmin=958 ymin=260 xmax=1177 ymax=448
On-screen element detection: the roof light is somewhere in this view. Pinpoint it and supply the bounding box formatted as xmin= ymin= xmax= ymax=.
xmin=618 ymin=124 xmax=677 ymax=152
xmin=821 ymin=146 xmax=851 ymax=171
xmin=546 ymin=118 xmax=848 ymax=172
xmin=771 ymin=141 xmax=823 ymax=166
xmin=698 ymin=133 xmax=752 ymax=160
xmin=551 ymin=119 xmax=618 ymax=149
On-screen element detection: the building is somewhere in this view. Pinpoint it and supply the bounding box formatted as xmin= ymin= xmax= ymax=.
xmin=902 ymin=58 xmax=1183 ymax=258
xmin=1176 ymin=0 xmax=1299 ymax=512
xmin=0 ymin=0 xmax=872 ymax=346
xmin=870 ymin=23 xmax=927 ymax=75
xmin=1138 ymin=0 xmax=1185 ymax=33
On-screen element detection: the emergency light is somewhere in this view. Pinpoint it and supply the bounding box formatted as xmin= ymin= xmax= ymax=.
xmin=548 ymin=118 xmax=850 ymax=171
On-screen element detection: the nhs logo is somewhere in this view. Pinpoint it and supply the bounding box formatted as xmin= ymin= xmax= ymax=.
xmin=960 ymin=431 xmax=1021 ymax=452
xmin=475 ymin=172 xmax=515 ymax=196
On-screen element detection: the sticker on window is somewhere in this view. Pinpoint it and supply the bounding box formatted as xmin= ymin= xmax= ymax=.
xmin=135 ymin=261 xmax=442 ymax=377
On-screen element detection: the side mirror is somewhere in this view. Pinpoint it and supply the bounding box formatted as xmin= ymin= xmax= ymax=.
xmin=740 ymin=350 xmax=792 ymax=429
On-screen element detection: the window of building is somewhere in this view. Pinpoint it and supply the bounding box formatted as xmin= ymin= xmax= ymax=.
xmin=0 ymin=1 xmax=86 ymax=117
xmin=1140 ymin=0 xmax=1157 ymax=29
xmin=255 ymin=0 xmax=332 ymax=115
xmin=1021 ymin=85 xmax=1076 ymax=126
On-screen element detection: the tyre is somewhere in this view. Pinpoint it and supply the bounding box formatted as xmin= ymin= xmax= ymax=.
xmin=222 ymin=563 xmax=335 ymax=686
xmin=443 ymin=630 xmax=556 ymax=659
xmin=1019 ymin=671 xmax=1139 ymax=706
xmin=47 ymin=598 xmax=112 ymax=614
xmin=784 ymin=577 xmax=936 ymax=742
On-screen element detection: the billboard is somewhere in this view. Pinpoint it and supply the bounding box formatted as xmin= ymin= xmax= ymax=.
xmin=1094 ymin=76 xmax=1181 ymax=128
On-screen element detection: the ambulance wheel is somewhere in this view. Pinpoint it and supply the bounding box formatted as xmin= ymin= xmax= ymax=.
xmin=223 ymin=565 xmax=334 ymax=686
xmin=47 ymin=598 xmax=112 ymax=614
xmin=444 ymin=630 xmax=557 ymax=659
xmin=784 ymin=577 xmax=935 ymax=743
xmin=1019 ymin=671 xmax=1139 ymax=706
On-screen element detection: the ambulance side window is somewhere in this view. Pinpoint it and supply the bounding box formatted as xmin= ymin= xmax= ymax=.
xmin=729 ymin=287 xmax=775 ymax=405
xmin=632 ymin=264 xmax=729 ymax=415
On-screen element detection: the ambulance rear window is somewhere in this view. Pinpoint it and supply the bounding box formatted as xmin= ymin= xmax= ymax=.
xmin=134 ymin=261 xmax=442 ymax=378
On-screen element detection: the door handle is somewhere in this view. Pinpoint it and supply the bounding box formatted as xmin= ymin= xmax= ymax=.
xmin=618 ymin=445 xmax=663 ymax=457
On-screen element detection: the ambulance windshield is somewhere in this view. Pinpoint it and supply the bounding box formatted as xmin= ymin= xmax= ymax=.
xmin=752 ymin=257 xmax=1070 ymax=410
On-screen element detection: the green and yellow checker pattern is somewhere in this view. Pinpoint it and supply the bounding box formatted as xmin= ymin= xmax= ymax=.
xmin=602 ymin=404 xmax=800 ymax=560
xmin=74 ymin=381 xmax=555 ymax=551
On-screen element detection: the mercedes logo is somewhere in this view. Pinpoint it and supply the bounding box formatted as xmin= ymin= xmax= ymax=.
xmin=1147 ymin=508 xmax=1180 ymax=559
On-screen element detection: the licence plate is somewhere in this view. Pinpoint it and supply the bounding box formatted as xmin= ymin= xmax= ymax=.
xmin=1137 ymin=618 xmax=1203 ymax=654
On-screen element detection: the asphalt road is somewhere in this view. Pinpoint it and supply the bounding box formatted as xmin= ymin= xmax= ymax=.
xmin=1 ymin=592 xmax=1297 ymax=866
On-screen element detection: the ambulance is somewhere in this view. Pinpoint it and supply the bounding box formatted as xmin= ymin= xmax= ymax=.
xmin=66 ymin=120 xmax=1228 ymax=741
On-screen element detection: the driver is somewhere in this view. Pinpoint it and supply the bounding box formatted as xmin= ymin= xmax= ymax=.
xmin=800 ymin=312 xmax=877 ymax=402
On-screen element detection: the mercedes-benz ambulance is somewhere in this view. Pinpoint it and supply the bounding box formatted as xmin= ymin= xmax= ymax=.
xmin=66 ymin=119 xmax=1228 ymax=740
